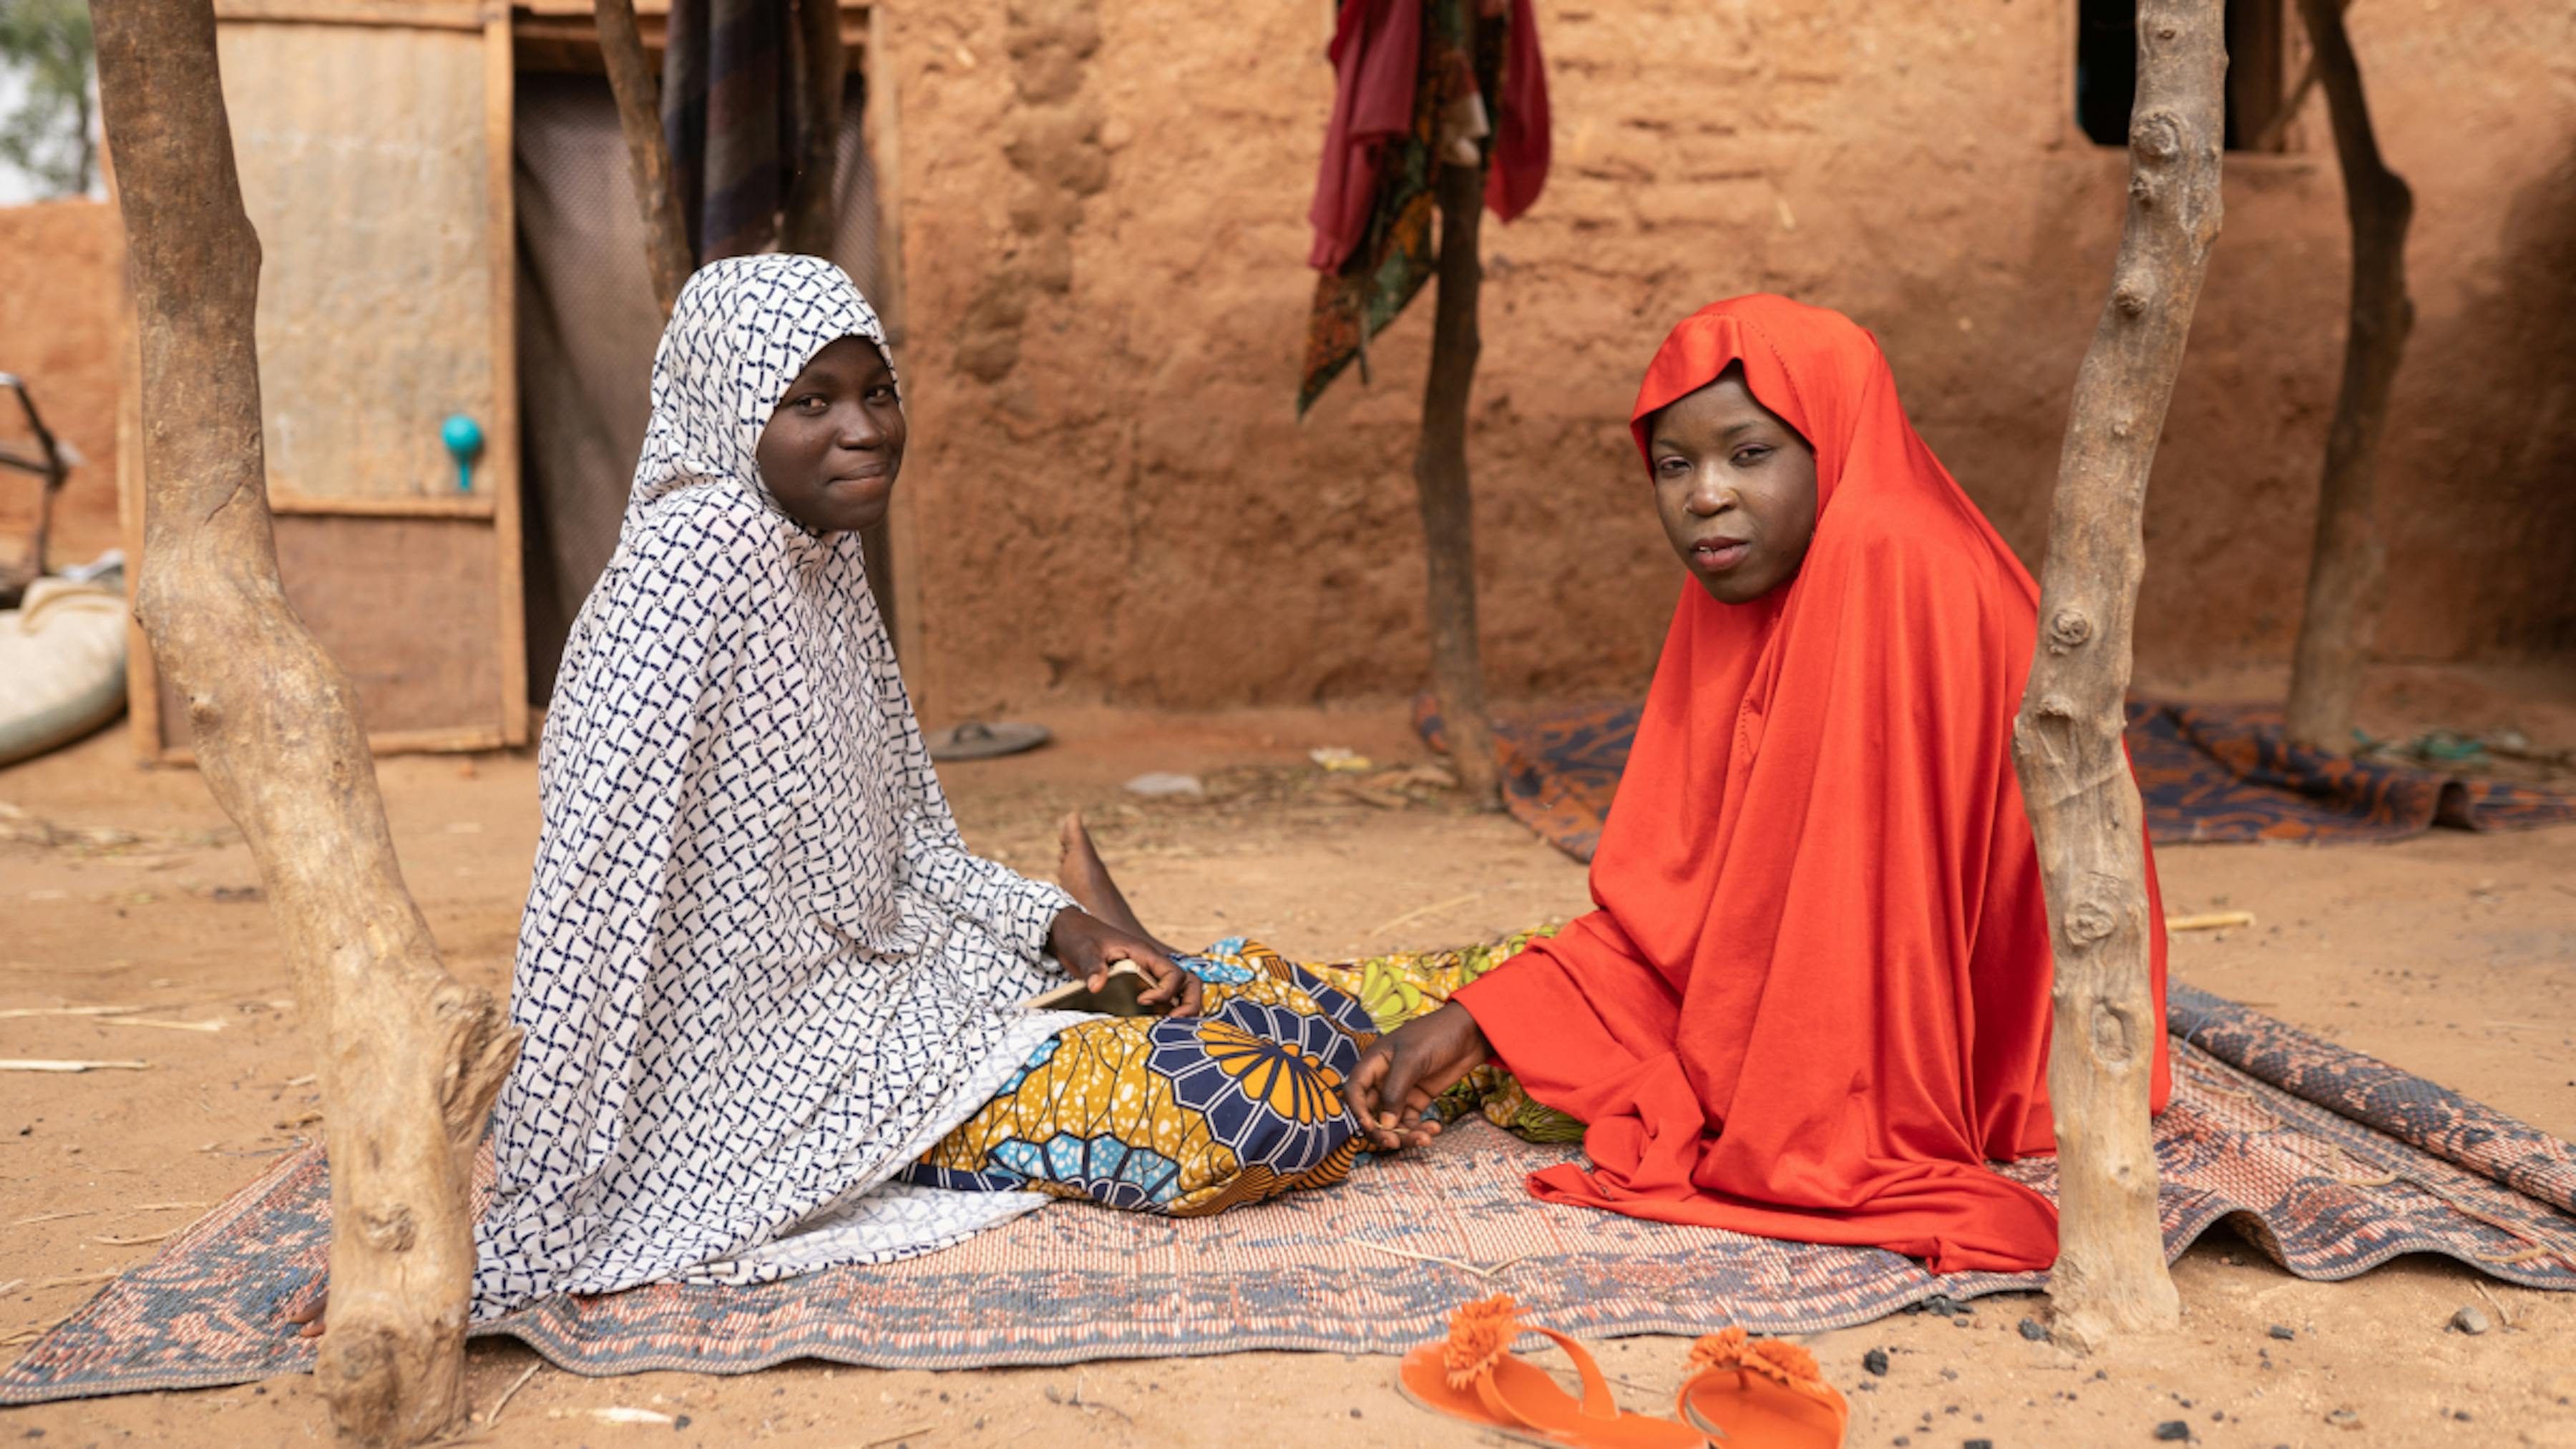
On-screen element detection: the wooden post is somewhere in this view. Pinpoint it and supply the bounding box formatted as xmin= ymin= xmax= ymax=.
xmin=594 ymin=0 xmax=694 ymax=314
xmin=2012 ymin=0 xmax=2224 ymax=1352
xmin=2280 ymin=0 xmax=2413 ymax=752
xmin=90 ymin=1 xmax=520 ymax=1442
xmin=1415 ymin=157 xmax=1503 ymax=809
xmin=2245 ymin=0 xmax=2348 ymax=153
xmin=780 ymin=0 xmax=845 ymax=258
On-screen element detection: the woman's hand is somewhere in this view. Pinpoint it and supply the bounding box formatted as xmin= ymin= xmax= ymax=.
xmin=1048 ymin=908 xmax=1203 ymax=1018
xmin=1349 ymin=1002 xmax=1491 ymax=1150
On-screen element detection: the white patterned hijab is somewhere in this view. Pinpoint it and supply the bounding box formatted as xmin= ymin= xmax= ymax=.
xmin=474 ymin=255 xmax=1079 ymax=1315
xmin=629 ymin=253 xmax=894 ymax=517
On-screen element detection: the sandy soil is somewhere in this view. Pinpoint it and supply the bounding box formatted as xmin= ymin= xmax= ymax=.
xmin=2 ymin=686 xmax=2572 ymax=1448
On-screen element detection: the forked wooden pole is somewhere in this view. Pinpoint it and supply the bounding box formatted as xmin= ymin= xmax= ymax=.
xmin=2012 ymin=0 xmax=2224 ymax=1352
xmin=2280 ymin=0 xmax=2413 ymax=751
xmin=595 ymin=0 xmax=695 ymax=314
xmin=90 ymin=0 xmax=520 ymax=1440
xmin=1415 ymin=157 xmax=1503 ymax=810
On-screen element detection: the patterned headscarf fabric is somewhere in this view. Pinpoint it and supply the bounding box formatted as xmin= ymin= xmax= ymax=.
xmin=473 ymin=255 xmax=1089 ymax=1317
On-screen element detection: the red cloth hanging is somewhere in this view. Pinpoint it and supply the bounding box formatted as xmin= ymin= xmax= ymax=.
xmin=1306 ymin=0 xmax=1549 ymax=274
xmin=1453 ymin=296 xmax=2172 ymax=1275
xmin=1482 ymin=0 xmax=1548 ymax=224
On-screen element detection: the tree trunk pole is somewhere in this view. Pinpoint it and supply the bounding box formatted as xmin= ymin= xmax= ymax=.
xmin=2014 ymin=0 xmax=2225 ymax=1353
xmin=90 ymin=1 xmax=520 ymax=1441
xmin=2280 ymin=0 xmax=2413 ymax=751
xmin=780 ymin=0 xmax=845 ymax=258
xmin=1416 ymin=158 xmax=1502 ymax=809
xmin=2245 ymin=0 xmax=2348 ymax=155
xmin=75 ymin=66 xmax=97 ymax=197
xmin=594 ymin=0 xmax=695 ymax=314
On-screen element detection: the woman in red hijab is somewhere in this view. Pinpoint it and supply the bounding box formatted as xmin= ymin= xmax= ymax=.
xmin=1351 ymin=294 xmax=2170 ymax=1275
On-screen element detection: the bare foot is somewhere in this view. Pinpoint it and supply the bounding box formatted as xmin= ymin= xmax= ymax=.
xmin=1056 ymin=811 xmax=1179 ymax=955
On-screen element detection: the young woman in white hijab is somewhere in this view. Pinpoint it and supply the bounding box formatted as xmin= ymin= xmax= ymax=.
xmin=270 ymin=258 xmax=1389 ymax=1332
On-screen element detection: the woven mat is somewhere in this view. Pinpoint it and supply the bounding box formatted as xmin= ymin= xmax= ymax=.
xmin=4 ymin=988 xmax=2570 ymax=1402
xmin=1416 ymin=696 xmax=2576 ymax=863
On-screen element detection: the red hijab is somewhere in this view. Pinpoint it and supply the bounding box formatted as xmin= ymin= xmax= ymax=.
xmin=1453 ymin=295 xmax=2171 ymax=1274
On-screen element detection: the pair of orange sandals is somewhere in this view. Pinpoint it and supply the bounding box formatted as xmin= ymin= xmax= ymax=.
xmin=1399 ymin=1294 xmax=1849 ymax=1448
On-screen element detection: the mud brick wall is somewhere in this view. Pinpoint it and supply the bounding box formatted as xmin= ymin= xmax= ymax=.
xmin=7 ymin=0 xmax=2569 ymax=714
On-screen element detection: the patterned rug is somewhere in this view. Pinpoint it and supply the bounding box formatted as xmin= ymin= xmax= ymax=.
xmin=4 ymin=989 xmax=2570 ymax=1403
xmin=1417 ymin=696 xmax=2576 ymax=863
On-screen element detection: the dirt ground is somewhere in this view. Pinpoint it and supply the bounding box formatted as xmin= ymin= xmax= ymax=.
xmin=3 ymin=674 xmax=2573 ymax=1447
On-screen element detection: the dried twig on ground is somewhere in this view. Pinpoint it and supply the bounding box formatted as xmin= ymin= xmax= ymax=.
xmin=1 ymin=1312 xmax=74 ymax=1347
xmin=482 ymin=1362 xmax=543 ymax=1428
xmin=1366 ymin=891 xmax=1487 ymax=938
xmin=578 ymin=1407 xmax=675 ymax=1425
xmin=2474 ymin=1282 xmax=2516 ymax=1330
xmin=1044 ymin=1372 xmax=1134 ymax=1424
xmin=0 ymin=802 xmax=144 ymax=852
xmin=1350 ymin=1238 xmax=1529 ymax=1280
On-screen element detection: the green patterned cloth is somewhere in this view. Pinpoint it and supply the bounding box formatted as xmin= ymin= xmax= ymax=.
xmin=1301 ymin=923 xmax=1588 ymax=1143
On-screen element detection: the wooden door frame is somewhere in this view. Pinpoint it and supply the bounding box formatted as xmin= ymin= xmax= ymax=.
xmin=119 ymin=0 xmax=905 ymax=760
xmin=117 ymin=0 xmax=527 ymax=762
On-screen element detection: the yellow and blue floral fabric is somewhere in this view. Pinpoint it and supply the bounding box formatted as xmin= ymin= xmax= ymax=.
xmin=903 ymin=929 xmax=1584 ymax=1216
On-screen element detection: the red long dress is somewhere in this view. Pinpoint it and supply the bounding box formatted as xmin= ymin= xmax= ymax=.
xmin=1453 ymin=296 xmax=2171 ymax=1274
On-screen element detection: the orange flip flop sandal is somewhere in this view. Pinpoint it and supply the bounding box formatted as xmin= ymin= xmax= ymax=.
xmin=1674 ymin=1327 xmax=1850 ymax=1448
xmin=1397 ymin=1294 xmax=1712 ymax=1448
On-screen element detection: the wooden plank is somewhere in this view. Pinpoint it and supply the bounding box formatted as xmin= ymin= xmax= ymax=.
xmin=2228 ymin=0 xmax=2288 ymax=152
xmin=863 ymin=2 xmax=904 ymax=348
xmin=511 ymin=5 xmax=865 ymax=63
xmin=270 ymin=493 xmax=496 ymax=518
xmin=514 ymin=13 xmax=663 ymax=73
xmin=512 ymin=12 xmax=663 ymax=45
xmin=216 ymin=21 xmax=495 ymax=502
xmin=153 ymin=515 xmax=502 ymax=748
xmin=105 ymin=150 xmax=164 ymax=765
xmin=486 ymin=14 xmax=529 ymax=745
xmin=866 ymin=1 xmax=922 ymax=673
xmin=514 ymin=0 xmax=669 ymax=14
xmin=214 ymin=0 xmax=483 ymax=30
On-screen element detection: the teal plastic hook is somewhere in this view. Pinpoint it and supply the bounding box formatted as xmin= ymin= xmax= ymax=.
xmin=441 ymin=414 xmax=484 ymax=492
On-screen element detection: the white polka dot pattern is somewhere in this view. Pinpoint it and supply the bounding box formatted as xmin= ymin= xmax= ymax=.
xmin=472 ymin=255 xmax=1083 ymax=1318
